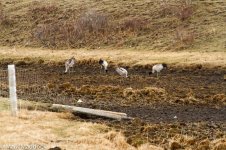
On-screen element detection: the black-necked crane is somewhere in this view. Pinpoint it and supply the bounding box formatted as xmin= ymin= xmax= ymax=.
xmin=116 ymin=67 xmax=128 ymax=78
xmin=149 ymin=63 xmax=167 ymax=78
xmin=65 ymin=56 xmax=76 ymax=73
xmin=99 ymin=59 xmax=108 ymax=73
xmin=115 ymin=67 xmax=128 ymax=84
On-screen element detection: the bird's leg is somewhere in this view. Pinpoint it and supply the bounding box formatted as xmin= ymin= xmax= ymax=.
xmin=123 ymin=78 xmax=126 ymax=86
xmin=100 ymin=66 xmax=102 ymax=73
xmin=120 ymin=78 xmax=122 ymax=84
xmin=157 ymin=72 xmax=159 ymax=78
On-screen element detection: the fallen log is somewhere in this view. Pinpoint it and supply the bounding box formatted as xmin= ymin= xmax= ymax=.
xmin=51 ymin=104 xmax=133 ymax=121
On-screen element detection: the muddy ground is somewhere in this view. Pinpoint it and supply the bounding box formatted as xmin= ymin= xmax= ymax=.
xmin=0 ymin=60 xmax=226 ymax=147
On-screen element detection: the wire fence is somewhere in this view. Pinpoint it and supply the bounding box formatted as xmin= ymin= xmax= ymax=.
xmin=0 ymin=67 xmax=76 ymax=108
xmin=0 ymin=69 xmax=8 ymax=98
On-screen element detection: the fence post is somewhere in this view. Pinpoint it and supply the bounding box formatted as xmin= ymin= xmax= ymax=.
xmin=8 ymin=65 xmax=17 ymax=117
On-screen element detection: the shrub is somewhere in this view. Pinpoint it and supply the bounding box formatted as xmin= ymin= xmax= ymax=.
xmin=175 ymin=0 xmax=193 ymax=21
xmin=175 ymin=26 xmax=194 ymax=45
xmin=159 ymin=0 xmax=175 ymax=17
xmin=32 ymin=10 xmax=109 ymax=48
xmin=77 ymin=10 xmax=109 ymax=33
xmin=120 ymin=17 xmax=149 ymax=32
xmin=159 ymin=0 xmax=193 ymax=20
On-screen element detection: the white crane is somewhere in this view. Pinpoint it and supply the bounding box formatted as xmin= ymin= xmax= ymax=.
xmin=149 ymin=63 xmax=167 ymax=78
xmin=115 ymin=67 xmax=128 ymax=84
xmin=115 ymin=67 xmax=128 ymax=78
xmin=65 ymin=56 xmax=76 ymax=73
xmin=99 ymin=59 xmax=108 ymax=73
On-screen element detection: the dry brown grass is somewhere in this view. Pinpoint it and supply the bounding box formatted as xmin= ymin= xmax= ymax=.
xmin=0 ymin=47 xmax=225 ymax=68
xmin=0 ymin=0 xmax=226 ymax=51
xmin=0 ymin=98 xmax=164 ymax=150
xmin=168 ymin=134 xmax=226 ymax=150
xmin=0 ymin=110 xmax=132 ymax=149
xmin=211 ymin=94 xmax=226 ymax=105
xmin=123 ymin=87 xmax=167 ymax=103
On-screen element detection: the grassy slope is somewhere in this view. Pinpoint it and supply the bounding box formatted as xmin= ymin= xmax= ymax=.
xmin=0 ymin=0 xmax=225 ymax=51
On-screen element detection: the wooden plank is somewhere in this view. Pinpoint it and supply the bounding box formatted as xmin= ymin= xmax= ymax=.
xmin=51 ymin=104 xmax=133 ymax=120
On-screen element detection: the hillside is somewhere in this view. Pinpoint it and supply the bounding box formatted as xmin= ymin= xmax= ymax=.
xmin=0 ymin=0 xmax=226 ymax=51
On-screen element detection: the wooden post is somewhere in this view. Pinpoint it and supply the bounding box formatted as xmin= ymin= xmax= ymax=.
xmin=8 ymin=65 xmax=17 ymax=116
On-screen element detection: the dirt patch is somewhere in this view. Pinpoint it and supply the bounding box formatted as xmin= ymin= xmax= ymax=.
xmin=0 ymin=61 xmax=225 ymax=148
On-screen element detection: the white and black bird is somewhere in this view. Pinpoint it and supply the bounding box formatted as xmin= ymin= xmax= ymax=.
xmin=149 ymin=63 xmax=167 ymax=77
xmin=115 ymin=67 xmax=128 ymax=78
xmin=99 ymin=59 xmax=108 ymax=73
xmin=65 ymin=56 xmax=76 ymax=73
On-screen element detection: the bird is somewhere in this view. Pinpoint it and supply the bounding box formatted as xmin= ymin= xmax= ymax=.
xmin=149 ymin=63 xmax=167 ymax=78
xmin=115 ymin=67 xmax=128 ymax=84
xmin=115 ymin=67 xmax=128 ymax=78
xmin=99 ymin=59 xmax=108 ymax=73
xmin=65 ymin=56 xmax=76 ymax=73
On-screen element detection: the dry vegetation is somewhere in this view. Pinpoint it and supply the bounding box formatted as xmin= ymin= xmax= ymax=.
xmin=0 ymin=98 xmax=161 ymax=150
xmin=0 ymin=47 xmax=226 ymax=68
xmin=1 ymin=98 xmax=225 ymax=150
xmin=0 ymin=0 xmax=225 ymax=51
xmin=0 ymin=0 xmax=225 ymax=149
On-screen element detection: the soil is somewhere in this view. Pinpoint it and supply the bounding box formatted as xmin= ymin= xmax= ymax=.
xmin=0 ymin=61 xmax=225 ymax=147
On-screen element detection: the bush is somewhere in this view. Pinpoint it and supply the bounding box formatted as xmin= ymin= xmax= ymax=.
xmin=175 ymin=26 xmax=194 ymax=45
xmin=159 ymin=0 xmax=193 ymax=21
xmin=159 ymin=0 xmax=175 ymax=17
xmin=32 ymin=10 xmax=110 ymax=48
xmin=120 ymin=17 xmax=149 ymax=32
xmin=175 ymin=0 xmax=193 ymax=21
xmin=77 ymin=10 xmax=109 ymax=33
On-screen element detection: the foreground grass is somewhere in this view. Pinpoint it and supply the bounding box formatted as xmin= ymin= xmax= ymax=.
xmin=0 ymin=47 xmax=226 ymax=68
xmin=1 ymin=98 xmax=225 ymax=149
xmin=0 ymin=98 xmax=164 ymax=150
xmin=0 ymin=110 xmax=132 ymax=149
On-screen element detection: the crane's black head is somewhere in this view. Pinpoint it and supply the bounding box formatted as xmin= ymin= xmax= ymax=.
xmin=99 ymin=59 xmax=103 ymax=65
xmin=105 ymin=69 xmax=108 ymax=73
xmin=69 ymin=56 xmax=75 ymax=63
xmin=148 ymin=71 xmax=152 ymax=75
xmin=162 ymin=63 xmax=167 ymax=68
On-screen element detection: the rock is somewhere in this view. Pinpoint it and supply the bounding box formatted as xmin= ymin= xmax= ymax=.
xmin=48 ymin=146 xmax=62 ymax=150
